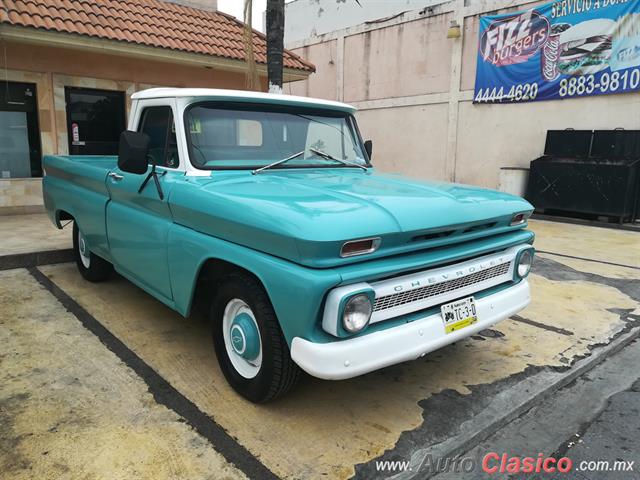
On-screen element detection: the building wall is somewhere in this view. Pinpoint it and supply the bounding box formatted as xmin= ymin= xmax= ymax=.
xmin=342 ymin=14 xmax=453 ymax=102
xmin=357 ymin=103 xmax=450 ymax=181
xmin=286 ymin=0 xmax=640 ymax=190
xmin=0 ymin=41 xmax=252 ymax=213
xmin=454 ymin=93 xmax=640 ymax=189
xmin=284 ymin=0 xmax=447 ymax=43
xmin=164 ymin=0 xmax=217 ymax=11
xmin=292 ymin=40 xmax=338 ymax=100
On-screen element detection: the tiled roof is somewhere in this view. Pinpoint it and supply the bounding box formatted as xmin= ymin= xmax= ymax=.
xmin=0 ymin=0 xmax=314 ymax=72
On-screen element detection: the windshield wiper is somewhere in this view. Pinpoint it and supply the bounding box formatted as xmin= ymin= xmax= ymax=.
xmin=309 ymin=148 xmax=368 ymax=171
xmin=252 ymin=148 xmax=368 ymax=175
xmin=252 ymin=150 xmax=305 ymax=175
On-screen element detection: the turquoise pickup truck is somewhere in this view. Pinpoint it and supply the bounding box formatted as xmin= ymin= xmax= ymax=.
xmin=43 ymin=88 xmax=534 ymax=402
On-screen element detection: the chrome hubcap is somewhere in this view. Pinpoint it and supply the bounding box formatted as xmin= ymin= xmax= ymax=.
xmin=78 ymin=229 xmax=90 ymax=268
xmin=222 ymin=299 xmax=262 ymax=379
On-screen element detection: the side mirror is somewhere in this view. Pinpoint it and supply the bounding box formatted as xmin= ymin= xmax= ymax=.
xmin=118 ymin=130 xmax=150 ymax=174
xmin=364 ymin=140 xmax=373 ymax=160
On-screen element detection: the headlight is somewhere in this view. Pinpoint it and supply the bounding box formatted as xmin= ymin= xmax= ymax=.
xmin=517 ymin=249 xmax=534 ymax=278
xmin=342 ymin=293 xmax=373 ymax=333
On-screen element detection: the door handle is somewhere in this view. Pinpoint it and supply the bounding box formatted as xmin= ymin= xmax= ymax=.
xmin=108 ymin=172 xmax=124 ymax=181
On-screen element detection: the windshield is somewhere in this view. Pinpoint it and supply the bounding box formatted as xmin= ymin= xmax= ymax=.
xmin=185 ymin=103 xmax=368 ymax=170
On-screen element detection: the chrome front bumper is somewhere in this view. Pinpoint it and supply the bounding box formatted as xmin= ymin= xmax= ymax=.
xmin=291 ymin=279 xmax=530 ymax=380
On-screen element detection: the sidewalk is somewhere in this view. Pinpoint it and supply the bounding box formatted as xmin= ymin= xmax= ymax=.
xmin=0 ymin=214 xmax=72 ymax=270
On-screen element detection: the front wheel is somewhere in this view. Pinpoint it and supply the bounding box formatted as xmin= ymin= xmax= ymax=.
xmin=72 ymin=222 xmax=113 ymax=282
xmin=211 ymin=273 xmax=300 ymax=402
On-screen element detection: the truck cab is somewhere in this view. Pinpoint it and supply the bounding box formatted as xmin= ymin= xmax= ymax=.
xmin=43 ymin=88 xmax=535 ymax=402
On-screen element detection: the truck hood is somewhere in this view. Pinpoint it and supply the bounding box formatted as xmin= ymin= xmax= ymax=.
xmin=170 ymin=169 xmax=533 ymax=268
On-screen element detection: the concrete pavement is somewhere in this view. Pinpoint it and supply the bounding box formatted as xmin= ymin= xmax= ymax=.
xmin=0 ymin=218 xmax=639 ymax=479
xmin=431 ymin=338 xmax=640 ymax=480
xmin=553 ymin=376 xmax=640 ymax=480
xmin=0 ymin=268 xmax=245 ymax=480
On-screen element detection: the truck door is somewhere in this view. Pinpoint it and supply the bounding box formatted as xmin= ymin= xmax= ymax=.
xmin=106 ymin=103 xmax=181 ymax=301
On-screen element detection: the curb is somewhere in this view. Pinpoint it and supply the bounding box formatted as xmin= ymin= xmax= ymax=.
xmin=392 ymin=323 xmax=640 ymax=479
xmin=0 ymin=249 xmax=74 ymax=271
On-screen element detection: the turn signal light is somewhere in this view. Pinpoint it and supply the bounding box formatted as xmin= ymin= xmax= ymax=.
xmin=340 ymin=237 xmax=381 ymax=258
xmin=510 ymin=212 xmax=531 ymax=226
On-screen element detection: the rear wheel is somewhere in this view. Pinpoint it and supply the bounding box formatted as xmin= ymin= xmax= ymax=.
xmin=72 ymin=221 xmax=113 ymax=282
xmin=211 ymin=273 xmax=300 ymax=402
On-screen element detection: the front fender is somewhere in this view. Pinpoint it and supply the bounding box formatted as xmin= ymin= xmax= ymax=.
xmin=167 ymin=223 xmax=342 ymax=345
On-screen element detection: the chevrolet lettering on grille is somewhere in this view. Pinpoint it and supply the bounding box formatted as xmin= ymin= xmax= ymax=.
xmin=368 ymin=252 xmax=515 ymax=324
xmin=390 ymin=257 xmax=506 ymax=292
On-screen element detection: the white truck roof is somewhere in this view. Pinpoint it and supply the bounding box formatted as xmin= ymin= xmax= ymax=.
xmin=131 ymin=88 xmax=356 ymax=113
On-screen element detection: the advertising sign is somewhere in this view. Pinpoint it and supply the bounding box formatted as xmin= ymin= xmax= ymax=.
xmin=474 ymin=0 xmax=640 ymax=103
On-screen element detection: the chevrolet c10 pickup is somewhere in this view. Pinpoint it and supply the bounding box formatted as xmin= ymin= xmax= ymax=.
xmin=43 ymin=88 xmax=535 ymax=402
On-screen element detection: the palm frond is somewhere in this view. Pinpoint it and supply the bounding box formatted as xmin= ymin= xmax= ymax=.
xmin=243 ymin=0 xmax=260 ymax=91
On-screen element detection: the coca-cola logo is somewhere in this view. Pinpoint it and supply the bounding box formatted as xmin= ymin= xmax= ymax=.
xmin=541 ymin=33 xmax=562 ymax=81
xmin=480 ymin=10 xmax=550 ymax=67
xmin=541 ymin=24 xmax=570 ymax=82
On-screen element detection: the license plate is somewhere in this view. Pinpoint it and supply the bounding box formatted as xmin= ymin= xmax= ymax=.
xmin=441 ymin=296 xmax=478 ymax=334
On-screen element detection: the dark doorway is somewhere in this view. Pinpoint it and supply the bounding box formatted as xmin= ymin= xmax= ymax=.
xmin=65 ymin=87 xmax=126 ymax=155
xmin=0 ymin=81 xmax=42 ymax=178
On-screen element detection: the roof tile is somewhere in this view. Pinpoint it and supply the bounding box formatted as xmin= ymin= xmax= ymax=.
xmin=0 ymin=0 xmax=314 ymax=72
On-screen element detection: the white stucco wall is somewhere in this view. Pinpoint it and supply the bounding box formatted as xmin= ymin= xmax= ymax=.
xmin=165 ymin=0 xmax=218 ymax=11
xmin=356 ymin=103 xmax=450 ymax=180
xmin=284 ymin=0 xmax=447 ymax=43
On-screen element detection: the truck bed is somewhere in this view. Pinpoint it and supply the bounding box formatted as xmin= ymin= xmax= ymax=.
xmin=43 ymin=155 xmax=116 ymax=206
xmin=44 ymin=155 xmax=117 ymax=174
xmin=42 ymin=155 xmax=118 ymax=260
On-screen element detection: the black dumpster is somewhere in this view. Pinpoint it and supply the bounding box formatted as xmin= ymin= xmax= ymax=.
xmin=526 ymin=130 xmax=640 ymax=223
xmin=544 ymin=129 xmax=593 ymax=158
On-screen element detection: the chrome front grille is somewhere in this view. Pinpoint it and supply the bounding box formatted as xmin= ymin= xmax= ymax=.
xmin=373 ymin=261 xmax=511 ymax=312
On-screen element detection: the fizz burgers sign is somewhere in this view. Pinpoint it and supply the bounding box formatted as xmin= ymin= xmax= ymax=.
xmin=474 ymin=0 xmax=640 ymax=103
